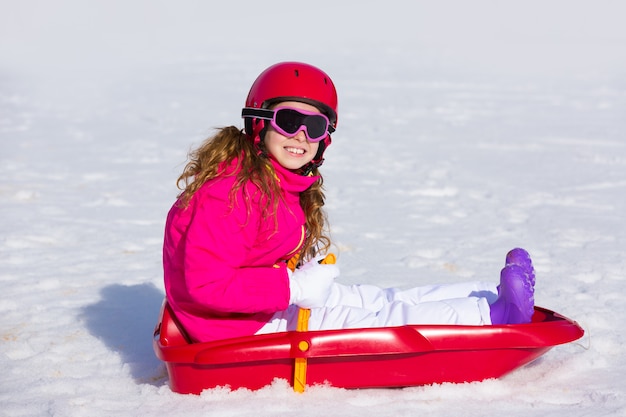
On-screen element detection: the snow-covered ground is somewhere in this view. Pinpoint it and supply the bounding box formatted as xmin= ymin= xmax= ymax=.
xmin=1 ymin=1 xmax=625 ymax=416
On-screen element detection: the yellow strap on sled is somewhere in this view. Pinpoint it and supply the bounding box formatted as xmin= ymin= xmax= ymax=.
xmin=293 ymin=308 xmax=311 ymax=393
xmin=291 ymin=253 xmax=336 ymax=393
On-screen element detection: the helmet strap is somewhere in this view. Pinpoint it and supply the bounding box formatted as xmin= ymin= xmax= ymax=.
xmin=299 ymin=140 xmax=326 ymax=176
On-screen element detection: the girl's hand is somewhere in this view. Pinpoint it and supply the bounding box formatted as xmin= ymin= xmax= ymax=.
xmin=288 ymin=261 xmax=339 ymax=308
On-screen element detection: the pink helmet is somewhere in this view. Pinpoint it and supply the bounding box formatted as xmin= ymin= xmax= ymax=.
xmin=242 ymin=62 xmax=338 ymax=168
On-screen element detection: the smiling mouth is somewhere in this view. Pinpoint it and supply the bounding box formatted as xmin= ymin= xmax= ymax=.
xmin=284 ymin=146 xmax=305 ymax=155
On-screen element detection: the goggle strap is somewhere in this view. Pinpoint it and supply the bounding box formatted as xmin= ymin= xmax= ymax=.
xmin=241 ymin=107 xmax=274 ymax=120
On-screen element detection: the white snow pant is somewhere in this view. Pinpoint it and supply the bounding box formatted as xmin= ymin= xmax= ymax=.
xmin=257 ymin=281 xmax=499 ymax=335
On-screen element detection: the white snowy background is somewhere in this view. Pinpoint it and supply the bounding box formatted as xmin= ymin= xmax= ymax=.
xmin=1 ymin=0 xmax=625 ymax=416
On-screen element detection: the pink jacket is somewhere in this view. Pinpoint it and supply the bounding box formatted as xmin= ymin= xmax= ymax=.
xmin=163 ymin=158 xmax=318 ymax=342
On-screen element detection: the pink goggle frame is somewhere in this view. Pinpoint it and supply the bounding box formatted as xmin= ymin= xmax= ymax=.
xmin=241 ymin=106 xmax=333 ymax=142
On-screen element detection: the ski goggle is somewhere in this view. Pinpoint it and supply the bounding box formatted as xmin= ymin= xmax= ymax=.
xmin=241 ymin=106 xmax=334 ymax=142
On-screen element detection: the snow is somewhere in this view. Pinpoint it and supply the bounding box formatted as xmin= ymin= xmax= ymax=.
xmin=1 ymin=0 xmax=625 ymax=415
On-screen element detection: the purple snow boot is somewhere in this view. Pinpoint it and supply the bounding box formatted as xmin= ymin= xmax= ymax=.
xmin=490 ymin=264 xmax=535 ymax=325
xmin=505 ymin=247 xmax=535 ymax=287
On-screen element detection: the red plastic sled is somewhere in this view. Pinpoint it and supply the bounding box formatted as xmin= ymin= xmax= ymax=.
xmin=153 ymin=301 xmax=584 ymax=394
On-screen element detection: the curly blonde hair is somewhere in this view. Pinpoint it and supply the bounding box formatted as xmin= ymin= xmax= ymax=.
xmin=176 ymin=126 xmax=331 ymax=260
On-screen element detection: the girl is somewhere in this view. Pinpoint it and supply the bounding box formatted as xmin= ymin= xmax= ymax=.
xmin=163 ymin=62 xmax=535 ymax=343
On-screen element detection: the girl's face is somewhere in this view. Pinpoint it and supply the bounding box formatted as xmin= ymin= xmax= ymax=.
xmin=264 ymin=101 xmax=321 ymax=171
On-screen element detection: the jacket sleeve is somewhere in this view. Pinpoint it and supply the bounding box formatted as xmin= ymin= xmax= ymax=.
xmin=181 ymin=182 xmax=291 ymax=315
